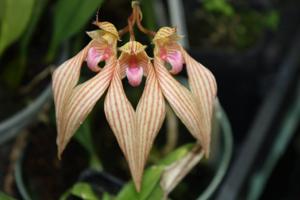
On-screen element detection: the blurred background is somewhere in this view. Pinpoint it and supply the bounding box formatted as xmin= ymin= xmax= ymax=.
xmin=0 ymin=0 xmax=299 ymax=199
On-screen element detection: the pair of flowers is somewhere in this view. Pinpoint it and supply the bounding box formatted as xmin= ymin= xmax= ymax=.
xmin=52 ymin=20 xmax=217 ymax=190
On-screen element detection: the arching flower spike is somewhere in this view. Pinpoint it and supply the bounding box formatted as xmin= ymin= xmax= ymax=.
xmin=153 ymin=27 xmax=217 ymax=156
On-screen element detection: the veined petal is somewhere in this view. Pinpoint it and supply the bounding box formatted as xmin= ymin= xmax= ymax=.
xmin=182 ymin=49 xmax=217 ymax=156
xmin=104 ymin=64 xmax=140 ymax=190
xmin=52 ymin=43 xmax=90 ymax=152
xmin=104 ymin=62 xmax=166 ymax=191
xmin=154 ymin=57 xmax=210 ymax=155
xmin=57 ymin=59 xmax=115 ymax=157
xmin=135 ymin=62 xmax=166 ymax=187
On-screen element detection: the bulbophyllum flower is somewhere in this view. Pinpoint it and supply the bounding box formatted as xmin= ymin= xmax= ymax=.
xmin=52 ymin=1 xmax=217 ymax=192
xmin=153 ymin=27 xmax=217 ymax=156
xmin=52 ymin=21 xmax=119 ymax=157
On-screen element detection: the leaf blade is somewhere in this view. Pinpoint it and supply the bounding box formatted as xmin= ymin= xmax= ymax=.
xmin=0 ymin=0 xmax=35 ymax=55
xmin=49 ymin=0 xmax=104 ymax=57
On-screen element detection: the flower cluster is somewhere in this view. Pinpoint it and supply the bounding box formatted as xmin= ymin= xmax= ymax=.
xmin=52 ymin=2 xmax=217 ymax=191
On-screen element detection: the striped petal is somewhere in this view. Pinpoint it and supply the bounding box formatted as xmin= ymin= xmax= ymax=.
xmin=104 ymin=62 xmax=166 ymax=191
xmin=154 ymin=57 xmax=210 ymax=155
xmin=104 ymin=64 xmax=139 ymax=189
xmin=57 ymin=59 xmax=115 ymax=157
xmin=135 ymin=62 xmax=166 ymax=188
xmin=52 ymin=44 xmax=90 ymax=153
xmin=181 ymin=49 xmax=217 ymax=156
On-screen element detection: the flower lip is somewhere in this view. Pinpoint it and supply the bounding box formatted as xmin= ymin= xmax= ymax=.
xmin=119 ymin=41 xmax=148 ymax=87
xmin=126 ymin=58 xmax=144 ymax=87
xmin=160 ymin=48 xmax=184 ymax=74
xmin=85 ymin=46 xmax=112 ymax=72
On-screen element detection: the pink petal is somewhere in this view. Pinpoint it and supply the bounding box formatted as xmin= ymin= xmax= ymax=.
xmin=126 ymin=66 xmax=144 ymax=87
xmin=161 ymin=49 xmax=184 ymax=74
xmin=86 ymin=47 xmax=103 ymax=72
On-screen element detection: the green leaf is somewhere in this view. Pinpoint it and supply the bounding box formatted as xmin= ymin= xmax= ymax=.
xmin=2 ymin=0 xmax=48 ymax=89
xmin=141 ymin=0 xmax=157 ymax=30
xmin=70 ymin=182 xmax=100 ymax=200
xmin=158 ymin=143 xmax=194 ymax=165
xmin=102 ymin=193 xmax=113 ymax=200
xmin=203 ymin=0 xmax=234 ymax=16
xmin=48 ymin=0 xmax=104 ymax=60
xmin=74 ymin=118 xmax=103 ymax=170
xmin=116 ymin=166 xmax=165 ymax=200
xmin=0 ymin=192 xmax=16 ymax=200
xmin=0 ymin=0 xmax=35 ymax=56
xmin=264 ymin=10 xmax=279 ymax=31
xmin=116 ymin=143 xmax=195 ymax=200
xmin=74 ymin=118 xmax=94 ymax=153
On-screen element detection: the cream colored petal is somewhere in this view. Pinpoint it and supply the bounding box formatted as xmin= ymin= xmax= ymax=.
xmin=52 ymin=44 xmax=90 ymax=153
xmin=135 ymin=62 xmax=166 ymax=187
xmin=161 ymin=145 xmax=204 ymax=197
xmin=182 ymin=49 xmax=217 ymax=156
xmin=105 ymin=62 xmax=165 ymax=191
xmin=104 ymin=64 xmax=140 ymax=189
xmin=56 ymin=59 xmax=115 ymax=157
xmin=154 ymin=57 xmax=210 ymax=155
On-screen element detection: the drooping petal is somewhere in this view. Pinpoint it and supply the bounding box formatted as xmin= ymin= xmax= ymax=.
xmin=52 ymin=44 xmax=90 ymax=150
xmin=182 ymin=49 xmax=217 ymax=156
xmin=135 ymin=62 xmax=166 ymax=187
xmin=154 ymin=57 xmax=210 ymax=155
xmin=104 ymin=62 xmax=166 ymax=191
xmin=104 ymin=64 xmax=140 ymax=189
xmin=56 ymin=59 xmax=115 ymax=157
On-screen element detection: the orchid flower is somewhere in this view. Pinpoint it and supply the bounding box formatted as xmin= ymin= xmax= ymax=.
xmin=52 ymin=1 xmax=217 ymax=191
xmin=153 ymin=27 xmax=217 ymax=156
xmin=52 ymin=21 xmax=119 ymax=157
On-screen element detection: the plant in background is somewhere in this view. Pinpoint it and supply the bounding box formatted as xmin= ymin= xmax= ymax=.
xmin=52 ymin=0 xmax=216 ymax=197
xmin=190 ymin=0 xmax=280 ymax=50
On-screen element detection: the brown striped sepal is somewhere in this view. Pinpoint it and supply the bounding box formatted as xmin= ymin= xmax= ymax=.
xmin=104 ymin=62 xmax=165 ymax=191
xmin=181 ymin=48 xmax=217 ymax=157
xmin=52 ymin=40 xmax=116 ymax=158
xmin=153 ymin=57 xmax=210 ymax=155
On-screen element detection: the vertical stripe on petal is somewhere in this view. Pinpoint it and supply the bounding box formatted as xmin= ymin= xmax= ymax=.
xmin=52 ymin=44 xmax=90 ymax=156
xmin=136 ymin=62 xmax=166 ymax=187
xmin=56 ymin=59 xmax=115 ymax=156
xmin=182 ymin=49 xmax=217 ymax=156
xmin=154 ymin=57 xmax=210 ymax=155
xmin=104 ymin=64 xmax=140 ymax=190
